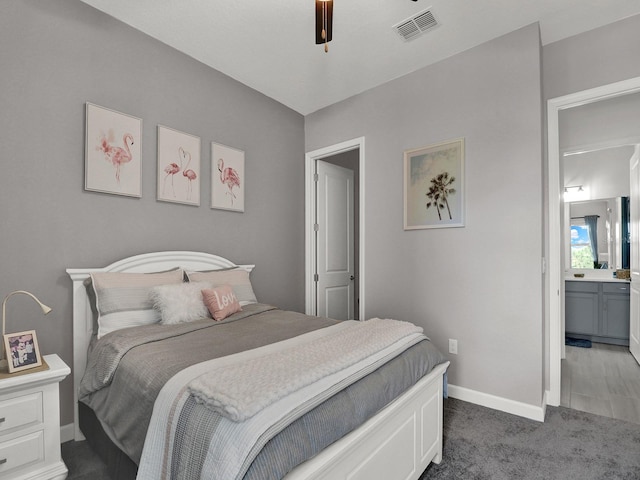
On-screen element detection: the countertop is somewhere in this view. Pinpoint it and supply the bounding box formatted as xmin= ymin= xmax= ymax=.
xmin=565 ymin=275 xmax=630 ymax=283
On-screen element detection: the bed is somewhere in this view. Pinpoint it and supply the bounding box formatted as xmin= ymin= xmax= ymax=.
xmin=67 ymin=251 xmax=449 ymax=480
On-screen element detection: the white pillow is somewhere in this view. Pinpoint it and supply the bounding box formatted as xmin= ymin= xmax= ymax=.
xmin=149 ymin=282 xmax=212 ymax=325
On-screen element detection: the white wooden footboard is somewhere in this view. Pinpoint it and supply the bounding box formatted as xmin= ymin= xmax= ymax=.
xmin=285 ymin=361 xmax=449 ymax=480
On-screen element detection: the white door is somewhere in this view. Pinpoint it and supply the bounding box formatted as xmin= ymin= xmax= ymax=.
xmin=630 ymin=146 xmax=640 ymax=364
xmin=316 ymin=160 xmax=355 ymax=320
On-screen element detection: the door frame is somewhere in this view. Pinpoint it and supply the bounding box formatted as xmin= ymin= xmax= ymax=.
xmin=305 ymin=137 xmax=365 ymax=319
xmin=547 ymin=76 xmax=640 ymax=406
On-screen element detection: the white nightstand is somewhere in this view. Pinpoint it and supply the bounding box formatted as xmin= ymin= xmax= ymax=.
xmin=0 ymin=354 xmax=70 ymax=480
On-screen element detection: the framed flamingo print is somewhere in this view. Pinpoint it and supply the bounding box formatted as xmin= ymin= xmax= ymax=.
xmin=211 ymin=142 xmax=245 ymax=212
xmin=157 ymin=125 xmax=201 ymax=206
xmin=404 ymin=138 xmax=465 ymax=230
xmin=85 ymin=103 xmax=142 ymax=197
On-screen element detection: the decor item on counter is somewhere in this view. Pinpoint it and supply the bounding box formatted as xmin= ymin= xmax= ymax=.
xmin=3 ymin=330 xmax=42 ymax=373
xmin=573 ymin=273 xmax=585 ymax=278
xmin=565 ymin=337 xmax=592 ymax=348
xmin=616 ymin=269 xmax=631 ymax=279
xmin=404 ymin=138 xmax=465 ymax=230
xmin=315 ymin=0 xmax=333 ymax=52
xmin=211 ymin=142 xmax=245 ymax=212
xmin=85 ymin=103 xmax=142 ymax=197
xmin=1 ymin=290 xmax=51 ymax=373
xmin=157 ymin=125 xmax=201 ymax=206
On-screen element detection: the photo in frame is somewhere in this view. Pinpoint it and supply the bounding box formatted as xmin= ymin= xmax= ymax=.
xmin=157 ymin=125 xmax=201 ymax=206
xmin=4 ymin=330 xmax=42 ymax=373
xmin=211 ymin=142 xmax=245 ymax=212
xmin=404 ymin=138 xmax=465 ymax=230
xmin=85 ymin=103 xmax=142 ymax=197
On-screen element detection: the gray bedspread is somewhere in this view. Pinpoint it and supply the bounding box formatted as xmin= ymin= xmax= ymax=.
xmin=79 ymin=304 xmax=447 ymax=478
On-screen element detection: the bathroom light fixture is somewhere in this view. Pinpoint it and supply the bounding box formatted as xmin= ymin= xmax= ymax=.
xmin=564 ymin=185 xmax=589 ymax=202
xmin=0 ymin=290 xmax=52 ymax=370
xmin=315 ymin=0 xmax=333 ymax=52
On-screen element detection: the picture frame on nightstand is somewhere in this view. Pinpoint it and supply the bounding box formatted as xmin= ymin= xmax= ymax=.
xmin=3 ymin=329 xmax=42 ymax=373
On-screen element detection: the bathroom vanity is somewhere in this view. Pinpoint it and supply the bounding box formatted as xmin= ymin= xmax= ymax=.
xmin=565 ymin=278 xmax=630 ymax=346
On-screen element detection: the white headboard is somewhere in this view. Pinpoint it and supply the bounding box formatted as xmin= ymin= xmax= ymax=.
xmin=66 ymin=251 xmax=255 ymax=441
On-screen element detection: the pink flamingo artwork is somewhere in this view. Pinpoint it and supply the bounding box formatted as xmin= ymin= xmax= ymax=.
xmin=217 ymin=158 xmax=241 ymax=205
xmin=96 ymin=130 xmax=134 ymax=184
xmin=181 ymin=148 xmax=197 ymax=201
xmin=162 ymin=158 xmax=181 ymax=198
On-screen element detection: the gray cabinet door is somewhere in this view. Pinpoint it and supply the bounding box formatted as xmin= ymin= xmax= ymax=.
xmin=603 ymin=283 xmax=631 ymax=340
xmin=565 ymin=290 xmax=599 ymax=336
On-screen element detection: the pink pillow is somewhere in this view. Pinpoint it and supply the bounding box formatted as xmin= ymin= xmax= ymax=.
xmin=202 ymin=285 xmax=242 ymax=321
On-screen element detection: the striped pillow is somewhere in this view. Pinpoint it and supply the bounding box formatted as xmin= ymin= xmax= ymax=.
xmin=186 ymin=268 xmax=257 ymax=306
xmin=90 ymin=269 xmax=184 ymax=338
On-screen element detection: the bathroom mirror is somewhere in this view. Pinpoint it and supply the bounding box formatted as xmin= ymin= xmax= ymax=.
xmin=567 ymin=197 xmax=629 ymax=270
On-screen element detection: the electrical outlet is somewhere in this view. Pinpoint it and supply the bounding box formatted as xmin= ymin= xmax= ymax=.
xmin=448 ymin=339 xmax=458 ymax=355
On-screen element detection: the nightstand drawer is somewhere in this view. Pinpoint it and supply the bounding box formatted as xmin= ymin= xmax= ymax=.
xmin=0 ymin=392 xmax=43 ymax=435
xmin=0 ymin=430 xmax=44 ymax=476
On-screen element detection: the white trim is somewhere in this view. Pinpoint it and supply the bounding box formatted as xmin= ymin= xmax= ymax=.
xmin=448 ymin=384 xmax=545 ymax=422
xmin=547 ymin=76 xmax=640 ymax=406
xmin=61 ymin=423 xmax=74 ymax=443
xmin=305 ymin=137 xmax=366 ymax=320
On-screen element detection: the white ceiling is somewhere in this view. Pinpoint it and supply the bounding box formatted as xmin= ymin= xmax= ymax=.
xmin=80 ymin=0 xmax=640 ymax=115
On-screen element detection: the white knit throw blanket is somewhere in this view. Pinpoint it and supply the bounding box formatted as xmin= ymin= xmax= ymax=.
xmin=188 ymin=318 xmax=423 ymax=421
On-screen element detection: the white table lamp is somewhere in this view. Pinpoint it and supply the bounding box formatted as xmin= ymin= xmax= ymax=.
xmin=0 ymin=290 xmax=52 ymax=369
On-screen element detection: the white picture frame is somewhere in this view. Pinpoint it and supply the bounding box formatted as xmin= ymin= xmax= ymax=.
xmin=404 ymin=138 xmax=465 ymax=230
xmin=85 ymin=103 xmax=142 ymax=197
xmin=211 ymin=142 xmax=245 ymax=212
xmin=4 ymin=330 xmax=42 ymax=373
xmin=157 ymin=125 xmax=201 ymax=206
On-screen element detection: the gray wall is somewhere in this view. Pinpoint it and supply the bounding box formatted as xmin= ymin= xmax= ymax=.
xmin=563 ymin=146 xmax=632 ymax=200
xmin=559 ymin=92 xmax=640 ymax=150
xmin=305 ymin=25 xmax=544 ymax=406
xmin=1 ymin=1 xmax=305 ymax=426
xmin=543 ymin=14 xmax=640 ymax=101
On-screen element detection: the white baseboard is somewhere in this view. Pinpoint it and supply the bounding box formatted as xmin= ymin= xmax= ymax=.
xmin=448 ymin=384 xmax=546 ymax=422
xmin=61 ymin=423 xmax=75 ymax=443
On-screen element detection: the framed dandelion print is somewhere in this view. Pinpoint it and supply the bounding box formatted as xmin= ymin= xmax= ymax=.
xmin=157 ymin=125 xmax=201 ymax=206
xmin=404 ymin=138 xmax=464 ymax=230
xmin=85 ymin=103 xmax=142 ymax=197
xmin=211 ymin=143 xmax=245 ymax=212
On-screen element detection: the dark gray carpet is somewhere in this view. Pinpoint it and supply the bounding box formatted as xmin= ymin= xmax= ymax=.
xmin=421 ymin=398 xmax=640 ymax=480
xmin=62 ymin=398 xmax=640 ymax=480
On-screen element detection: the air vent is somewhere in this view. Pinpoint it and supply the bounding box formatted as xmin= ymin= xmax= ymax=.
xmin=394 ymin=8 xmax=439 ymax=42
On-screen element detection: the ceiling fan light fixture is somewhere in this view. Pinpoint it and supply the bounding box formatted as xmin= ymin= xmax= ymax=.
xmin=315 ymin=0 xmax=333 ymax=53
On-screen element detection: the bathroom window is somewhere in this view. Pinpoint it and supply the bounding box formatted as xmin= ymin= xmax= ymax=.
xmin=570 ymin=224 xmax=594 ymax=269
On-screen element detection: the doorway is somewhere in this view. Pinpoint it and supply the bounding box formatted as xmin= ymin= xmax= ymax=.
xmin=305 ymin=137 xmax=365 ymax=320
xmin=547 ymin=77 xmax=640 ymax=406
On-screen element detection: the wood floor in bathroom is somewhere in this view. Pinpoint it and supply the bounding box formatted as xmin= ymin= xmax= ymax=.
xmin=561 ymin=342 xmax=640 ymax=424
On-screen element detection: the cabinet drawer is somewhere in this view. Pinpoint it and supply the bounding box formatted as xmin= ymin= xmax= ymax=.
xmin=602 ymin=282 xmax=630 ymax=294
xmin=0 ymin=392 xmax=43 ymax=435
xmin=0 ymin=430 xmax=44 ymax=477
xmin=565 ymin=281 xmax=599 ymax=293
